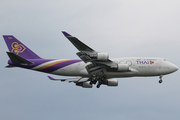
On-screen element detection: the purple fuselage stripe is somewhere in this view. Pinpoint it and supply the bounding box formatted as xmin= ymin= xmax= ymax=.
xmin=8 ymin=59 xmax=52 ymax=69
xmin=40 ymin=60 xmax=82 ymax=73
xmin=8 ymin=59 xmax=82 ymax=73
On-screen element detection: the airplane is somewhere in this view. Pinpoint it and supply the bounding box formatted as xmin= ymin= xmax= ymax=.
xmin=3 ymin=31 xmax=178 ymax=88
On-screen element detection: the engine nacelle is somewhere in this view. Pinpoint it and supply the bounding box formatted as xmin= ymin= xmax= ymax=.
xmin=105 ymin=79 xmax=118 ymax=86
xmin=76 ymin=81 xmax=92 ymax=88
xmin=117 ymin=64 xmax=129 ymax=72
xmin=97 ymin=53 xmax=109 ymax=61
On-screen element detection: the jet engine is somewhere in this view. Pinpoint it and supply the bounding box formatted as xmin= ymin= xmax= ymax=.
xmin=117 ymin=64 xmax=129 ymax=72
xmin=76 ymin=81 xmax=92 ymax=88
xmin=102 ymin=79 xmax=118 ymax=86
xmin=97 ymin=53 xmax=109 ymax=61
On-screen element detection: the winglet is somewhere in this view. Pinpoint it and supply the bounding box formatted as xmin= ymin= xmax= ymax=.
xmin=62 ymin=31 xmax=72 ymax=37
xmin=47 ymin=76 xmax=65 ymax=81
xmin=48 ymin=76 xmax=55 ymax=80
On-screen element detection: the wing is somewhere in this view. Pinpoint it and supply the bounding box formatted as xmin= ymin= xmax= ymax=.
xmin=48 ymin=76 xmax=89 ymax=82
xmin=62 ymin=31 xmax=94 ymax=52
xmin=62 ymin=31 xmax=118 ymax=76
xmin=48 ymin=76 xmax=92 ymax=88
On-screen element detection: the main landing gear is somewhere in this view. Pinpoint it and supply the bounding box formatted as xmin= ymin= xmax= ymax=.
xmin=89 ymin=72 xmax=107 ymax=88
xmin=96 ymin=74 xmax=106 ymax=88
xmin=96 ymin=82 xmax=101 ymax=88
xmin=89 ymin=77 xmax=97 ymax=85
xmin=159 ymin=75 xmax=163 ymax=84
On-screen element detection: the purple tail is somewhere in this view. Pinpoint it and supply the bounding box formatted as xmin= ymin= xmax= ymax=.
xmin=3 ymin=35 xmax=41 ymax=59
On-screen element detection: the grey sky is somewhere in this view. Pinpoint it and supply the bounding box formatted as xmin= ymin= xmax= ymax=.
xmin=0 ymin=0 xmax=180 ymax=120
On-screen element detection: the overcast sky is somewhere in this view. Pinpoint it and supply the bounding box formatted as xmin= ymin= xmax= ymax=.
xmin=0 ymin=0 xmax=180 ymax=120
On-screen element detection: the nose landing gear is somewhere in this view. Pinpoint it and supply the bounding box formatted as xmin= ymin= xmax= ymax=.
xmin=159 ymin=75 xmax=163 ymax=84
xmin=159 ymin=80 xmax=162 ymax=83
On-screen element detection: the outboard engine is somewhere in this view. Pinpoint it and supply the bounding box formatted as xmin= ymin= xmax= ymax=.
xmin=96 ymin=53 xmax=109 ymax=61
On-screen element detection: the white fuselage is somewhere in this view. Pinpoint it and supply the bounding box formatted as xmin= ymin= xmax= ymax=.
xmin=51 ymin=57 xmax=178 ymax=78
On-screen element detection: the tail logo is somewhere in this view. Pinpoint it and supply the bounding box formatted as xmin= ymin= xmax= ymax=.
xmin=11 ymin=42 xmax=26 ymax=55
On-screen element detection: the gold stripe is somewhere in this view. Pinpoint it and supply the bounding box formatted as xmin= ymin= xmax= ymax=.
xmin=38 ymin=60 xmax=70 ymax=70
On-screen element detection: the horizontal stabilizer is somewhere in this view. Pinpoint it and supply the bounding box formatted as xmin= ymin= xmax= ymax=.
xmin=7 ymin=52 xmax=33 ymax=65
xmin=5 ymin=65 xmax=16 ymax=68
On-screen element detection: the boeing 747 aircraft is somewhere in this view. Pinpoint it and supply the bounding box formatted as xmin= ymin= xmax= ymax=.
xmin=3 ymin=32 xmax=178 ymax=88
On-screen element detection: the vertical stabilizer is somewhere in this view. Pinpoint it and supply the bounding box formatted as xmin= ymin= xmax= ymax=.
xmin=3 ymin=35 xmax=41 ymax=59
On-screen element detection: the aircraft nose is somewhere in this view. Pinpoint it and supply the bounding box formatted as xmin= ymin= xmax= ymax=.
xmin=169 ymin=63 xmax=178 ymax=73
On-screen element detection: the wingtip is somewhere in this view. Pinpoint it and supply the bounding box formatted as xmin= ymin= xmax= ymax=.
xmin=47 ymin=76 xmax=55 ymax=80
xmin=62 ymin=31 xmax=72 ymax=37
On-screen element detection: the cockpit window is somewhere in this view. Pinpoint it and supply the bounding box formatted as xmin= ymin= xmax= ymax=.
xmin=163 ymin=59 xmax=166 ymax=61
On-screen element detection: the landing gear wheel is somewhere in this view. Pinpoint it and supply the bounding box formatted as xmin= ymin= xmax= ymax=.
xmin=96 ymin=84 xmax=101 ymax=88
xmin=159 ymin=75 xmax=163 ymax=84
xmin=90 ymin=81 xmax=93 ymax=85
xmin=93 ymin=80 xmax=97 ymax=84
xmin=159 ymin=80 xmax=163 ymax=84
